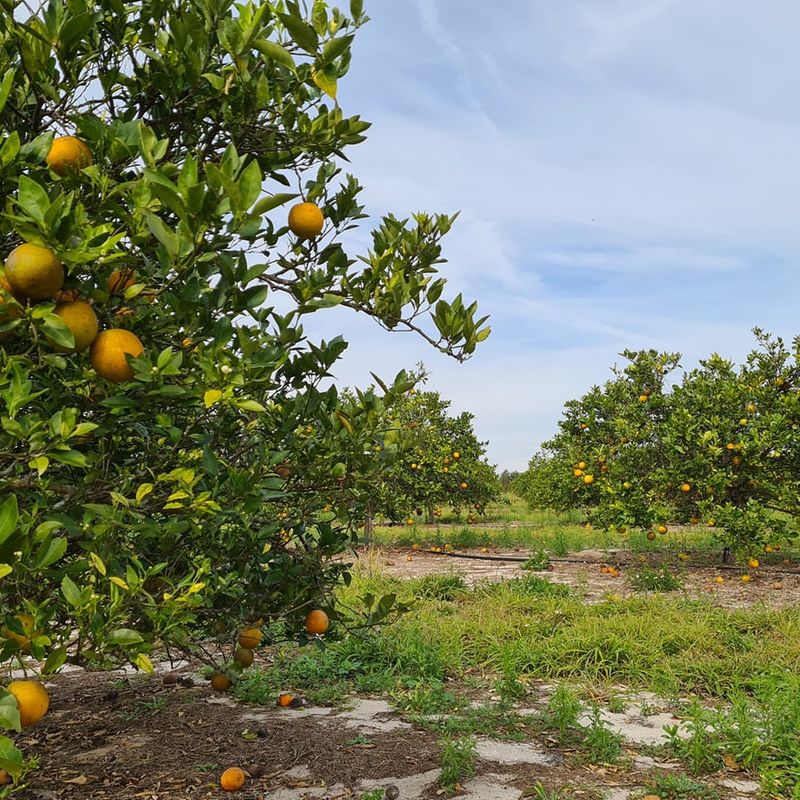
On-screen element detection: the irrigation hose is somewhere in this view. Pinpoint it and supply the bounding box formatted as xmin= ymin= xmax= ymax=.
xmin=419 ymin=549 xmax=800 ymax=577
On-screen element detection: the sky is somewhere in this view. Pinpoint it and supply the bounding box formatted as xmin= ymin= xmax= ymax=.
xmin=302 ymin=0 xmax=800 ymax=471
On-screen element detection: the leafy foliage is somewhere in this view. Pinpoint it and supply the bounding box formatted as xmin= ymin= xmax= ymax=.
xmin=0 ymin=0 xmax=489 ymax=774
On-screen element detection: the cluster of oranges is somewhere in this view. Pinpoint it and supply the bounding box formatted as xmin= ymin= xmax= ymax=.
xmin=599 ymin=564 xmax=621 ymax=578
xmin=1 ymin=135 xmax=325 ymax=384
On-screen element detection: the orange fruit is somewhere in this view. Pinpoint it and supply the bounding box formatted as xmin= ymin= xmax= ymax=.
xmin=45 ymin=136 xmax=92 ymax=175
xmin=220 ymin=767 xmax=246 ymax=792
xmin=2 ymin=613 xmax=38 ymax=653
xmin=107 ymin=268 xmax=137 ymax=295
xmin=90 ymin=329 xmax=144 ymax=382
xmin=583 ymin=474 xmax=594 ymax=485
xmin=747 ymin=558 xmax=759 ymax=569
xmin=657 ymin=524 xmax=668 ymax=535
xmin=577 ymin=461 xmax=587 ymax=469
xmin=715 ymin=576 xmax=724 ymax=584
xmin=646 ymin=531 xmax=657 ymax=541
xmin=52 ymin=301 xmax=99 ymax=352
xmin=277 ymin=692 xmax=294 ymax=707
xmin=459 ymin=482 xmax=468 ymax=490
xmin=0 ymin=769 xmax=10 ymax=785
xmin=288 ymin=202 xmax=324 ymax=239
xmin=452 ymin=451 xmax=460 ymax=459
xmin=210 ymin=673 xmax=232 ymax=692
xmin=680 ymin=483 xmax=691 ymax=493
xmin=741 ymin=574 xmax=752 ymax=584
xmin=7 ymin=680 xmax=49 ymax=727
xmin=305 ymin=609 xmax=329 ymax=635
xmin=638 ymin=394 xmax=648 ymax=402
xmin=233 ymin=647 xmax=254 ymax=668
xmin=237 ymin=626 xmax=262 ymax=649
xmin=5 ymin=243 xmax=64 ymax=300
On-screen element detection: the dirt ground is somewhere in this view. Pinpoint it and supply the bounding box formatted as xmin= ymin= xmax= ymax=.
xmin=12 ymin=547 xmax=793 ymax=799
xmin=371 ymin=546 xmax=800 ymax=609
xmin=15 ymin=663 xmax=760 ymax=800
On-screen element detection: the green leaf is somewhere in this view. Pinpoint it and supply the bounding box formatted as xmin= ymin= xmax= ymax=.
xmin=49 ymin=449 xmax=88 ymax=468
xmin=312 ymin=66 xmax=337 ymax=99
xmin=143 ymin=211 xmax=179 ymax=257
xmin=90 ymin=552 xmax=107 ymax=576
xmin=0 ymin=565 xmax=12 ymax=581
xmin=0 ymin=69 xmax=15 ymax=115
xmin=0 ymin=496 xmax=18 ymax=547
xmin=29 ymin=455 xmax=49 ymax=476
xmin=277 ymin=12 xmax=319 ymax=53
xmin=236 ymin=399 xmax=266 ymax=413
xmin=61 ymin=575 xmax=81 ymax=606
xmin=252 ymin=192 xmax=299 ymax=216
xmin=0 ymin=735 xmax=22 ymax=781
xmin=350 ymin=0 xmax=364 ymax=20
xmin=42 ymin=646 xmax=68 ymax=675
xmin=253 ymin=39 xmax=296 ymax=71
xmin=108 ymin=628 xmax=144 ymax=646
xmin=238 ymin=160 xmax=263 ymax=210
xmin=17 ymin=176 xmax=50 ymax=223
xmin=35 ymin=537 xmax=67 ymax=569
xmin=320 ymin=34 xmax=353 ymax=66
xmin=136 ymin=483 xmax=154 ymax=504
xmin=0 ymin=691 xmax=20 ymax=733
xmin=41 ymin=313 xmax=75 ymax=350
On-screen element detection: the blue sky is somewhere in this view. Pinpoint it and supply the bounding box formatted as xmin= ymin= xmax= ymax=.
xmin=304 ymin=0 xmax=800 ymax=470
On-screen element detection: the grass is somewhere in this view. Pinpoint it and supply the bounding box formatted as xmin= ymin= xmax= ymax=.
xmin=439 ymin=735 xmax=477 ymax=793
xmin=372 ymin=493 xmax=800 ymax=565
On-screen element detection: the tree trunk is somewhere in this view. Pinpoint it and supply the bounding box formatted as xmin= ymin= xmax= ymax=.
xmin=363 ymin=502 xmax=374 ymax=545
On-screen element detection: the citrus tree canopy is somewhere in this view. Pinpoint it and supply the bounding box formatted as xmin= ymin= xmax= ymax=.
xmin=0 ymin=0 xmax=489 ymax=779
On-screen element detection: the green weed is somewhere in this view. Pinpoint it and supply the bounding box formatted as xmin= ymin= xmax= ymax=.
xmin=439 ymin=735 xmax=477 ymax=793
xmin=642 ymin=772 xmax=721 ymax=799
xmin=628 ymin=565 xmax=684 ymax=592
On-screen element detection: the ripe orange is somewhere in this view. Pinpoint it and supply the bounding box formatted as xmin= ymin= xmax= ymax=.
xmin=459 ymin=482 xmax=468 ymax=490
xmin=233 ymin=647 xmax=254 ymax=668
xmin=277 ymin=692 xmax=294 ymax=707
xmin=714 ymin=576 xmax=724 ymax=584
xmin=741 ymin=574 xmax=752 ymax=584
xmin=573 ymin=469 xmax=583 ymax=477
xmin=5 ymin=244 xmax=64 ymax=300
xmin=305 ymin=609 xmax=329 ymax=635
xmin=646 ymin=531 xmax=656 ymax=541
xmin=238 ymin=627 xmax=263 ymax=649
xmin=657 ymin=524 xmax=668 ymax=535
xmin=45 ymin=136 xmax=92 ymax=175
xmin=690 ymin=517 xmax=700 ymax=525
xmin=2 ymin=613 xmax=38 ymax=652
xmin=7 ymin=680 xmax=49 ymax=727
xmin=107 ymin=268 xmax=137 ymax=295
xmin=210 ymin=673 xmax=232 ymax=692
xmin=577 ymin=461 xmax=587 ymax=469
xmin=52 ymin=301 xmax=99 ymax=352
xmin=638 ymin=394 xmax=648 ymax=403
xmin=90 ymin=329 xmax=144 ymax=382
xmin=220 ymin=767 xmax=246 ymax=792
xmin=680 ymin=483 xmax=691 ymax=493
xmin=288 ymin=202 xmax=324 ymax=239
xmin=452 ymin=451 xmax=460 ymax=460
xmin=747 ymin=558 xmax=759 ymax=569
xmin=583 ymin=474 xmax=594 ymax=485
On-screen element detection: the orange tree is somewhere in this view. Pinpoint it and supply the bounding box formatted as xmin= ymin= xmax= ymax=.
xmin=0 ymin=0 xmax=489 ymax=781
xmin=518 ymin=336 xmax=800 ymax=559
xmin=372 ymin=387 xmax=499 ymax=525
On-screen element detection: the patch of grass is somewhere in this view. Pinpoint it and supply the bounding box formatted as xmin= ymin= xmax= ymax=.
xmin=582 ymin=704 xmax=623 ymax=765
xmin=628 ymin=565 xmax=684 ymax=592
xmin=642 ymin=772 xmax=721 ymax=799
xmin=439 ymin=735 xmax=476 ymax=794
xmin=521 ymin=783 xmax=570 ymax=800
xmin=542 ymin=685 xmax=582 ymax=742
xmin=522 ymin=549 xmax=551 ymax=571
xmin=407 ymin=573 xmax=467 ymax=601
